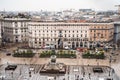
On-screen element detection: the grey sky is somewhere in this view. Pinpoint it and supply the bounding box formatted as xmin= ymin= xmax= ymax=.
xmin=0 ymin=0 xmax=120 ymax=11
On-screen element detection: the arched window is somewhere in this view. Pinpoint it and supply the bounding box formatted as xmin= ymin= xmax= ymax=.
xmin=76 ymin=42 xmax=79 ymax=48
xmin=84 ymin=42 xmax=87 ymax=47
xmin=80 ymin=42 xmax=83 ymax=47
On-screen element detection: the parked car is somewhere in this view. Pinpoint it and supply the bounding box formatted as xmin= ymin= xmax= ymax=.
xmin=29 ymin=67 xmax=34 ymax=71
xmin=64 ymin=46 xmax=70 ymax=50
xmin=6 ymin=53 xmax=11 ymax=56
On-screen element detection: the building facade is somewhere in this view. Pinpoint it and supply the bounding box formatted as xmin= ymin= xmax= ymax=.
xmin=28 ymin=22 xmax=90 ymax=49
xmin=89 ymin=23 xmax=114 ymax=47
xmin=114 ymin=22 xmax=120 ymax=43
xmin=0 ymin=19 xmax=2 ymax=46
xmin=28 ymin=22 xmax=114 ymax=49
xmin=1 ymin=18 xmax=30 ymax=43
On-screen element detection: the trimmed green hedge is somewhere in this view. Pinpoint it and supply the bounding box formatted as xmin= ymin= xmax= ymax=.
xmin=13 ymin=50 xmax=35 ymax=58
xmin=40 ymin=50 xmax=76 ymax=58
xmin=82 ymin=51 xmax=105 ymax=59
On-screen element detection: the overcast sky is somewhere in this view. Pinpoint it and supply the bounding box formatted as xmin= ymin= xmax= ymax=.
xmin=0 ymin=0 xmax=120 ymax=11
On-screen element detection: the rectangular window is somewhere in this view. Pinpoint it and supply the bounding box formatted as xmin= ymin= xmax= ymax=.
xmin=65 ymin=34 xmax=66 ymax=37
xmin=73 ymin=35 xmax=74 ymax=37
xmin=77 ymin=34 xmax=78 ymax=37
xmin=15 ymin=30 xmax=18 ymax=33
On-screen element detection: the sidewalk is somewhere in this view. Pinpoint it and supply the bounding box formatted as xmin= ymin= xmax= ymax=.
xmin=0 ymin=53 xmax=109 ymax=66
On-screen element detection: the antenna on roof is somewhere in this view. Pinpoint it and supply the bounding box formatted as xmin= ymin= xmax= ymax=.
xmin=115 ymin=5 xmax=120 ymax=15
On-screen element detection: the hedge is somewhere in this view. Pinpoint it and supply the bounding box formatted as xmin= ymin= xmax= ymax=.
xmin=13 ymin=50 xmax=35 ymax=58
xmin=40 ymin=50 xmax=76 ymax=58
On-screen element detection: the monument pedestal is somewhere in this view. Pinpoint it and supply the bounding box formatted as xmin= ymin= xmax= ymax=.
xmin=40 ymin=55 xmax=66 ymax=74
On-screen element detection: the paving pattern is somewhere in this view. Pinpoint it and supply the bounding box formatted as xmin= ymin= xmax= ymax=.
xmin=0 ymin=64 xmax=118 ymax=80
xmin=0 ymin=48 xmax=120 ymax=80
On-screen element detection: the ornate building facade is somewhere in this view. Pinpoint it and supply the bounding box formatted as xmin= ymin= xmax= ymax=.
xmin=1 ymin=18 xmax=30 ymax=43
xmin=28 ymin=22 xmax=114 ymax=49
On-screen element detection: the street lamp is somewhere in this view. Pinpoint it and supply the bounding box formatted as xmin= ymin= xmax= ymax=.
xmin=109 ymin=55 xmax=112 ymax=76
xmin=81 ymin=57 xmax=85 ymax=78
xmin=19 ymin=65 xmax=22 ymax=75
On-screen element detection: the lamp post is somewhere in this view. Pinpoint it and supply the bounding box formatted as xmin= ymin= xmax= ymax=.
xmin=81 ymin=56 xmax=85 ymax=78
xmin=109 ymin=55 xmax=112 ymax=76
